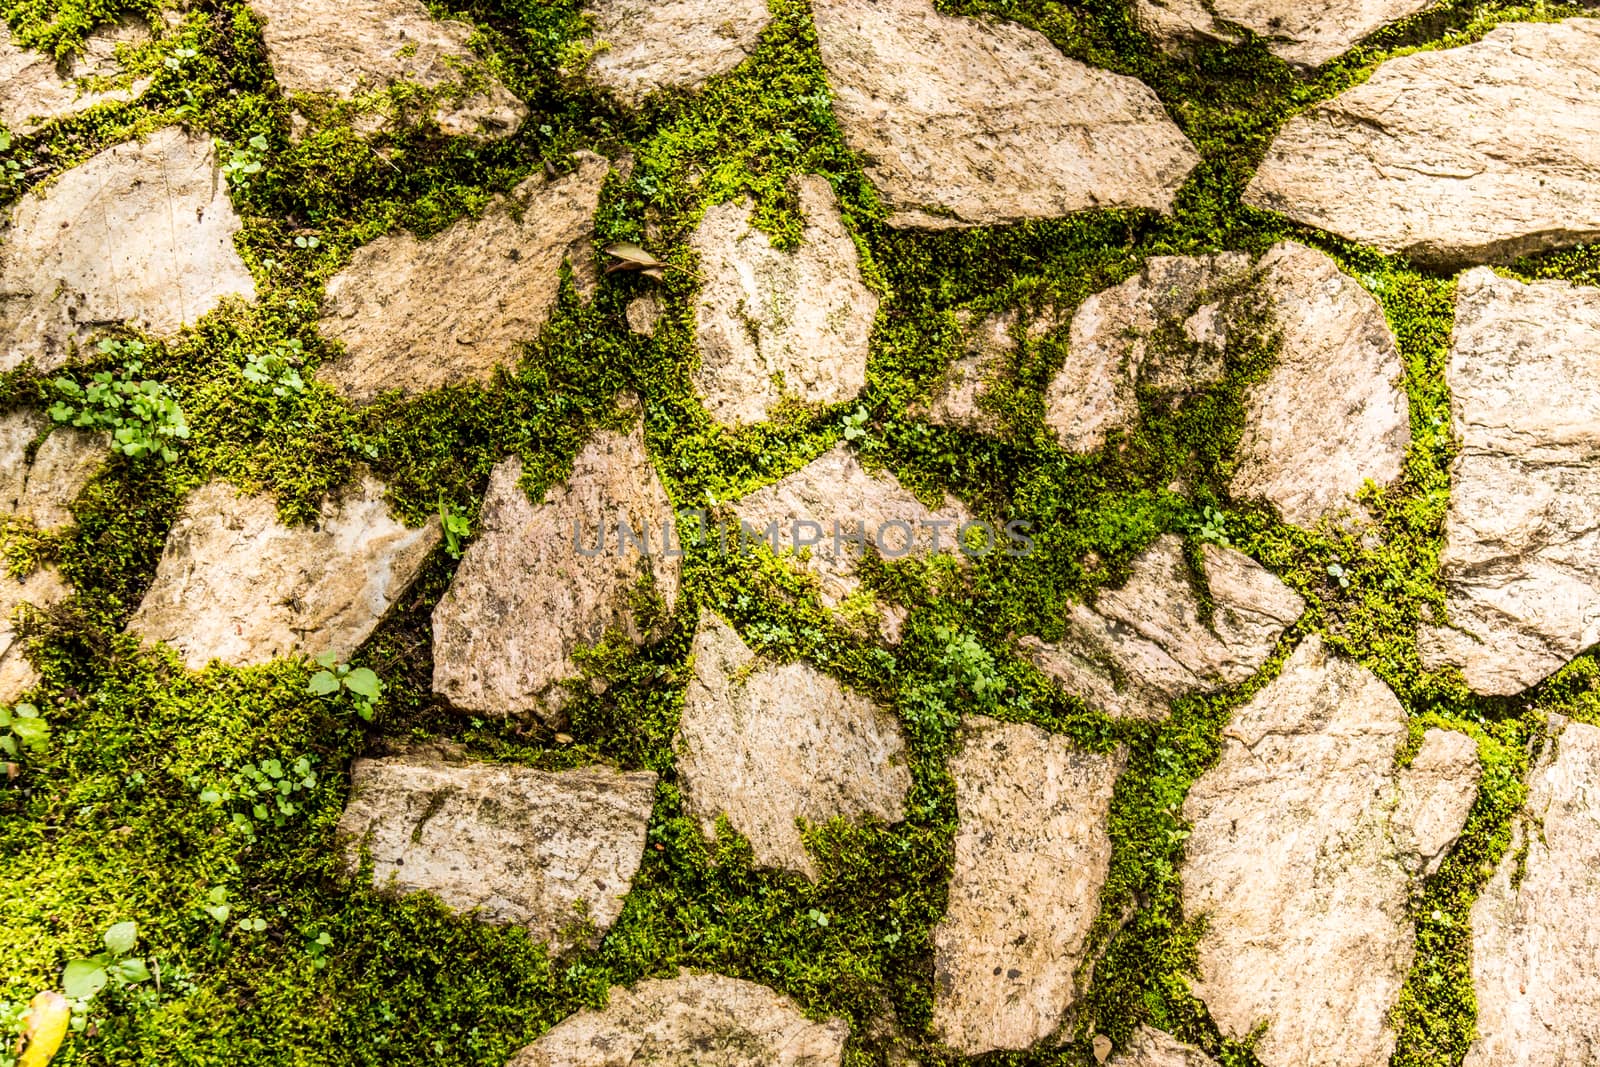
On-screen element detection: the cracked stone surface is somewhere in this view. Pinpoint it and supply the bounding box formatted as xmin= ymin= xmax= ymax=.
xmin=507 ymin=970 xmax=849 ymax=1067
xmin=0 ymin=410 xmax=106 ymax=533
xmin=128 ymin=472 xmax=440 ymax=669
xmin=812 ymin=0 xmax=1198 ymax=229
xmin=1109 ymin=1027 xmax=1220 ymax=1067
xmin=583 ymin=0 xmax=771 ymax=106
xmin=1419 ymin=270 xmax=1600 ymax=696
xmin=1181 ymin=636 xmax=1481 ymax=1067
xmin=932 ymin=716 xmax=1125 ymax=1054
xmin=0 ymin=19 xmax=151 ymax=135
xmin=337 ymin=753 xmax=656 ymax=950
xmin=431 ymin=416 xmax=680 ymax=723
xmin=1020 ymin=535 xmax=1304 ymax=721
xmin=1465 ymin=718 xmax=1600 ymax=1067
xmin=1246 ymin=20 xmax=1600 ymax=266
xmin=0 ymin=566 xmax=71 ymax=704
xmin=675 ymin=611 xmax=910 ymax=879
xmin=919 ymin=310 xmax=1054 ymax=435
xmin=1131 ymin=0 xmax=1434 ymax=67
xmin=317 ymin=152 xmax=615 ymax=403
xmin=690 ymin=175 xmax=876 ymax=427
xmin=0 ymin=128 xmax=256 ymax=373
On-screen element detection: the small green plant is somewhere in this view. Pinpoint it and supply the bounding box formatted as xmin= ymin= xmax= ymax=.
xmin=309 ymin=653 xmax=383 ymax=720
xmin=198 ymin=887 xmax=230 ymax=923
xmin=438 ymin=497 xmax=470 ymax=559
xmin=162 ymin=45 xmax=197 ymax=70
xmin=302 ymin=928 xmax=334 ymax=969
xmin=1 ymin=703 xmax=47 ymax=762
xmin=841 ymin=405 xmax=869 ymax=442
xmin=1192 ymin=504 xmax=1230 ymax=546
xmin=61 ymin=922 xmax=149 ymax=1003
xmin=49 ymin=343 xmax=189 ymax=463
xmin=191 ymin=755 xmax=318 ymax=838
xmin=1327 ymin=561 xmax=1352 ymax=589
xmin=219 ymin=134 xmax=268 ymax=188
xmin=241 ymin=340 xmax=307 ymax=397
xmin=0 ymin=128 xmax=22 ymax=194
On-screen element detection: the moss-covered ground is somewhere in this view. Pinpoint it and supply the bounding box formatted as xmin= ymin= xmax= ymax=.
xmin=3 ymin=0 xmax=1598 ymax=1064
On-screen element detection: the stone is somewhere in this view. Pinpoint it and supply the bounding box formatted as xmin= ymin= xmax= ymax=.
xmin=1245 ymin=20 xmax=1600 ymax=266
xmin=128 ymin=472 xmax=440 ymax=669
xmin=932 ymin=716 xmax=1124 ymax=1054
xmin=1108 ymin=1027 xmax=1220 ymax=1067
xmin=507 ymin=970 xmax=849 ymax=1067
xmin=690 ymin=176 xmax=876 ymax=427
xmin=583 ymin=0 xmax=771 ymax=106
xmin=1419 ymin=270 xmax=1600 ymax=696
xmin=921 ymin=310 xmax=1051 ymax=435
xmin=0 ymin=128 xmax=256 ymax=373
xmin=675 ymin=611 xmax=910 ymax=879
xmin=249 ymin=0 xmax=526 ymax=139
xmin=0 ymin=567 xmax=71 ymax=704
xmin=812 ymin=0 xmax=1199 ymax=229
xmin=431 ymin=418 xmax=680 ymax=722
xmin=1021 ymin=535 xmax=1304 ymax=720
xmin=316 ymin=153 xmax=615 ymax=402
xmin=625 ymin=294 xmax=661 ymax=337
xmin=0 ymin=20 xmax=151 ymax=135
xmin=1181 ymin=636 xmax=1481 ymax=1067
xmin=1464 ymin=719 xmax=1600 ymax=1067
xmin=1132 ymin=0 xmax=1433 ymax=67
xmin=337 ymin=753 xmax=656 ymax=950
xmin=0 ymin=410 xmax=106 ymax=532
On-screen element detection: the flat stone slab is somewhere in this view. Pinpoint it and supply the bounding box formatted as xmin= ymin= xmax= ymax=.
xmin=1109 ymin=1027 xmax=1220 ymax=1067
xmin=0 ymin=20 xmax=151 ymax=135
xmin=932 ymin=716 xmax=1124 ymax=1054
xmin=1245 ymin=20 xmax=1600 ymax=266
xmin=337 ymin=754 xmax=656 ymax=950
xmin=675 ymin=611 xmax=910 ymax=879
xmin=0 ymin=128 xmax=256 ymax=373
xmin=250 ymin=0 xmax=526 ymax=138
xmin=1464 ymin=718 xmax=1600 ymax=1067
xmin=1021 ymin=535 xmax=1304 ymax=720
xmin=1182 ymin=636 xmax=1480 ymax=1067
xmin=0 ymin=566 xmax=70 ymax=704
xmin=507 ymin=970 xmax=849 ymax=1066
xmin=432 ymin=418 xmax=680 ymax=722
xmin=1420 ymin=270 xmax=1600 ymax=696
xmin=128 ymin=473 xmax=439 ymax=669
xmin=317 ymin=153 xmax=614 ymax=402
xmin=691 ymin=175 xmax=876 ymax=427
xmin=812 ymin=0 xmax=1198 ymax=229
xmin=0 ymin=410 xmax=106 ymax=533
xmin=1132 ymin=0 xmax=1433 ymax=67
xmin=584 ymin=0 xmax=770 ymax=106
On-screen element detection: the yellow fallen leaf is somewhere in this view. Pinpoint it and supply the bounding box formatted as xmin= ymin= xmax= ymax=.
xmin=17 ymin=991 xmax=70 ymax=1067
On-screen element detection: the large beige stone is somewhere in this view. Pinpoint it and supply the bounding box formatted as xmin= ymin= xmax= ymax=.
xmin=1464 ymin=719 xmax=1600 ymax=1067
xmin=0 ymin=20 xmax=151 ymax=135
xmin=1419 ymin=270 xmax=1600 ymax=696
xmin=1132 ymin=0 xmax=1434 ymax=67
xmin=690 ymin=176 xmax=877 ymax=427
xmin=128 ymin=473 xmax=440 ymax=669
xmin=337 ymin=754 xmax=656 ymax=950
xmin=1021 ymin=535 xmax=1304 ymax=721
xmin=676 ymin=611 xmax=910 ymax=879
xmin=1181 ymin=636 xmax=1481 ymax=1067
xmin=317 ymin=153 xmax=614 ymax=402
xmin=812 ymin=0 xmax=1198 ymax=229
xmin=0 ymin=566 xmax=71 ymax=703
xmin=932 ymin=716 xmax=1124 ymax=1054
xmin=1245 ymin=20 xmax=1600 ymax=265
xmin=431 ymin=419 xmax=680 ymax=722
xmin=584 ymin=0 xmax=771 ymax=106
xmin=0 ymin=128 xmax=256 ymax=373
xmin=0 ymin=410 xmax=106 ymax=532
xmin=507 ymin=970 xmax=849 ymax=1067
xmin=1108 ymin=1027 xmax=1220 ymax=1067
xmin=250 ymin=0 xmax=525 ymax=138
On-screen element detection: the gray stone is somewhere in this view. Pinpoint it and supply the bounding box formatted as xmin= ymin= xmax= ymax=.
xmin=1181 ymin=636 xmax=1481 ymax=1067
xmin=317 ymin=153 xmax=615 ymax=402
xmin=932 ymin=716 xmax=1124 ymax=1054
xmin=0 ymin=19 xmax=151 ymax=135
xmin=1420 ymin=270 xmax=1600 ymax=696
xmin=1246 ymin=20 xmax=1600 ymax=265
xmin=676 ymin=611 xmax=910 ymax=879
xmin=337 ymin=753 xmax=655 ymax=949
xmin=507 ymin=970 xmax=849 ymax=1067
xmin=0 ymin=410 xmax=106 ymax=532
xmin=1109 ymin=1027 xmax=1220 ymax=1067
xmin=584 ymin=0 xmax=771 ymax=106
xmin=690 ymin=176 xmax=876 ymax=427
xmin=0 ymin=566 xmax=70 ymax=704
xmin=812 ymin=0 xmax=1199 ymax=229
xmin=128 ymin=472 xmax=440 ymax=669
xmin=1132 ymin=0 xmax=1434 ymax=67
xmin=1021 ymin=535 xmax=1304 ymax=720
xmin=0 ymin=128 xmax=256 ymax=373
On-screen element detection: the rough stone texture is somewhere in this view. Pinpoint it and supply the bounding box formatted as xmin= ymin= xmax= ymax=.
xmin=1109 ymin=1027 xmax=1220 ymax=1067
xmin=920 ymin=310 xmax=1054 ymax=435
xmin=676 ymin=611 xmax=910 ymax=879
xmin=584 ymin=0 xmax=771 ymax=106
xmin=317 ymin=153 xmax=614 ymax=402
xmin=1021 ymin=535 xmax=1304 ymax=720
xmin=812 ymin=0 xmax=1199 ymax=229
xmin=625 ymin=294 xmax=661 ymax=337
xmin=507 ymin=970 xmax=849 ymax=1067
xmin=1419 ymin=270 xmax=1600 ymax=696
xmin=932 ymin=716 xmax=1125 ymax=1054
xmin=250 ymin=0 xmax=526 ymax=138
xmin=0 ymin=566 xmax=71 ymax=704
xmin=432 ymin=418 xmax=680 ymax=722
xmin=0 ymin=20 xmax=151 ymax=135
xmin=128 ymin=473 xmax=440 ymax=669
xmin=1132 ymin=0 xmax=1433 ymax=67
xmin=1245 ymin=20 xmax=1600 ymax=266
xmin=1465 ymin=719 xmax=1600 ymax=1067
xmin=0 ymin=410 xmax=106 ymax=532
xmin=0 ymin=128 xmax=256 ymax=373
xmin=690 ymin=176 xmax=876 ymax=427
xmin=1181 ymin=636 xmax=1481 ymax=1067
xmin=337 ymin=754 xmax=656 ymax=949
